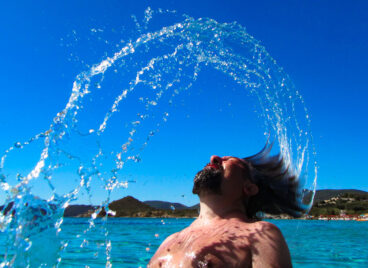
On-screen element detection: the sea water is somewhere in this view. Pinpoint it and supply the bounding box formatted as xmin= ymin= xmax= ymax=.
xmin=60 ymin=219 xmax=368 ymax=267
xmin=0 ymin=8 xmax=318 ymax=266
xmin=1 ymin=218 xmax=363 ymax=267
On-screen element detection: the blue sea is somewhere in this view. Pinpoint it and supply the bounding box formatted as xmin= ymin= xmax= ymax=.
xmin=51 ymin=218 xmax=367 ymax=267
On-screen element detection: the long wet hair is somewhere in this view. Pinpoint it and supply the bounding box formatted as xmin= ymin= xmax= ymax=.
xmin=242 ymin=142 xmax=308 ymax=219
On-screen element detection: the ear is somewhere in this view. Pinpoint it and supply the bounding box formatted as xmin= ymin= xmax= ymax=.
xmin=243 ymin=181 xmax=259 ymax=197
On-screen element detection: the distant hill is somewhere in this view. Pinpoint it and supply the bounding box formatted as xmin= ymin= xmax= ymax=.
xmin=143 ymin=189 xmax=368 ymax=215
xmin=64 ymin=205 xmax=97 ymax=217
xmin=188 ymin=204 xmax=200 ymax=210
xmin=59 ymin=189 xmax=367 ymax=218
xmin=314 ymin=189 xmax=368 ymax=203
xmin=62 ymin=196 xmax=198 ymax=218
xmin=310 ymin=190 xmax=368 ymax=216
xmin=100 ymin=196 xmax=154 ymax=217
xmin=144 ymin=200 xmax=188 ymax=210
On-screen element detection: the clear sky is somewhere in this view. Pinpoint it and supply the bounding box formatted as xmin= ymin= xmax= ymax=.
xmin=0 ymin=0 xmax=367 ymax=206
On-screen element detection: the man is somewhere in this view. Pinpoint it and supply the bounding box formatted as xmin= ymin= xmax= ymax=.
xmin=149 ymin=144 xmax=307 ymax=267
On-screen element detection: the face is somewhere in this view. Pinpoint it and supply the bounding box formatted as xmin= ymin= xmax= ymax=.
xmin=192 ymin=155 xmax=251 ymax=198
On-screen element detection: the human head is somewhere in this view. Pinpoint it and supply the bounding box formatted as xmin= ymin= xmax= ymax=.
xmin=192 ymin=155 xmax=259 ymax=204
xmin=193 ymin=143 xmax=309 ymax=218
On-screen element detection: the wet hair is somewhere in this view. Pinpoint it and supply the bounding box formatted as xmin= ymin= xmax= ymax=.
xmin=242 ymin=142 xmax=309 ymax=219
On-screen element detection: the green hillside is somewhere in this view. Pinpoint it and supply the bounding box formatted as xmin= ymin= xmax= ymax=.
xmin=310 ymin=191 xmax=368 ymax=216
xmin=62 ymin=189 xmax=368 ymax=218
xmin=313 ymin=189 xmax=368 ymax=203
xmin=97 ymin=196 xmax=197 ymax=218
xmin=143 ymin=200 xmax=188 ymax=210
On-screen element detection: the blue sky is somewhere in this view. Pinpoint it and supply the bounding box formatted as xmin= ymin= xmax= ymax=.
xmin=0 ymin=0 xmax=367 ymax=206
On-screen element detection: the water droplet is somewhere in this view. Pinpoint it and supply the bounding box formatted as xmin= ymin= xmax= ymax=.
xmin=14 ymin=142 xmax=22 ymax=148
xmin=107 ymin=210 xmax=116 ymax=216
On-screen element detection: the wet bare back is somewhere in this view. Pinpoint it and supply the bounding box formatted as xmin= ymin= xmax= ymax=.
xmin=149 ymin=218 xmax=292 ymax=268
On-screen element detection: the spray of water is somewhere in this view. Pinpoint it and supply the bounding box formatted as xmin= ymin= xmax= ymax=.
xmin=0 ymin=8 xmax=317 ymax=267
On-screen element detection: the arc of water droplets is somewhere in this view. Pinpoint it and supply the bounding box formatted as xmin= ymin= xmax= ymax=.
xmin=53 ymin=19 xmax=203 ymax=266
xmin=0 ymin=8 xmax=317 ymax=267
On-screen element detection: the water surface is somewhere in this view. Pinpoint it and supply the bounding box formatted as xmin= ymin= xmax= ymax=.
xmin=48 ymin=218 xmax=368 ymax=267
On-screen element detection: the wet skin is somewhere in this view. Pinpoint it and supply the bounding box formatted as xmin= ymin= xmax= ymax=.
xmin=149 ymin=156 xmax=292 ymax=268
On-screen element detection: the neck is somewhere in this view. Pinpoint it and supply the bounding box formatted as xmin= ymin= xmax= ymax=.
xmin=197 ymin=194 xmax=248 ymax=223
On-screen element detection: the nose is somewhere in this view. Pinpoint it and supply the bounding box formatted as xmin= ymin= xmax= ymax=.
xmin=210 ymin=155 xmax=222 ymax=165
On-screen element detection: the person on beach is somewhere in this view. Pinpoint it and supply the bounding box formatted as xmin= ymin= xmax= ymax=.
xmin=149 ymin=144 xmax=307 ymax=267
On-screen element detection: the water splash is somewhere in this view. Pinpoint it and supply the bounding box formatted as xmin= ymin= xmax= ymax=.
xmin=0 ymin=8 xmax=317 ymax=266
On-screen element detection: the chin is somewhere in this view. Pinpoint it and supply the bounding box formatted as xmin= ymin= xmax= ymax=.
xmin=192 ymin=168 xmax=223 ymax=195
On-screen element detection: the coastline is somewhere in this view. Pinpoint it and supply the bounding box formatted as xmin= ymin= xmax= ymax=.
xmin=62 ymin=190 xmax=368 ymax=219
xmin=63 ymin=215 xmax=368 ymax=221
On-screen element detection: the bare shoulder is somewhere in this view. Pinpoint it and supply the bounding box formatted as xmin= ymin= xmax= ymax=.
xmin=248 ymin=221 xmax=292 ymax=268
xmin=159 ymin=231 xmax=180 ymax=249
xmin=234 ymin=219 xmax=283 ymax=237
xmin=251 ymin=220 xmax=283 ymax=234
xmin=148 ymin=231 xmax=180 ymax=267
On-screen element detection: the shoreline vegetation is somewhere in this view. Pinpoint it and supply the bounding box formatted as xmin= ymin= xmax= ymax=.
xmin=60 ymin=189 xmax=368 ymax=221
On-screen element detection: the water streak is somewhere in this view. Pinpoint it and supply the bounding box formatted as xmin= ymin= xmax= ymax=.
xmin=0 ymin=8 xmax=317 ymax=267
